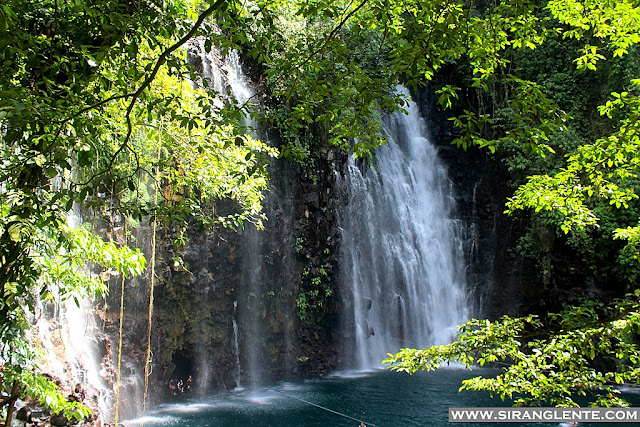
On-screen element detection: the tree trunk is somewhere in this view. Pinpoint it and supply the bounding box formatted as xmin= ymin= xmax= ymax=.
xmin=3 ymin=380 xmax=19 ymax=427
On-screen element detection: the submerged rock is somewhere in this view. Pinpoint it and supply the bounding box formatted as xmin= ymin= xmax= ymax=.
xmin=49 ymin=413 xmax=70 ymax=426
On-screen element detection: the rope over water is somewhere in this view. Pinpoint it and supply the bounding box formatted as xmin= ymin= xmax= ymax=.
xmin=254 ymin=380 xmax=378 ymax=427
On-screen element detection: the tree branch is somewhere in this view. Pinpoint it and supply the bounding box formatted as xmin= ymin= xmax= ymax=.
xmin=112 ymin=0 xmax=227 ymax=168
xmin=72 ymin=0 xmax=226 ymax=188
xmin=284 ymin=0 xmax=370 ymax=100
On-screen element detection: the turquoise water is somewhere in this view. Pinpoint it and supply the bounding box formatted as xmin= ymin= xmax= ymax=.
xmin=123 ymin=368 xmax=640 ymax=426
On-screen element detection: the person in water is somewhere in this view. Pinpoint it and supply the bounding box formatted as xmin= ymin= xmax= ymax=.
xmin=169 ymin=379 xmax=178 ymax=395
xmin=68 ymin=383 xmax=85 ymax=402
xmin=168 ymin=376 xmax=194 ymax=395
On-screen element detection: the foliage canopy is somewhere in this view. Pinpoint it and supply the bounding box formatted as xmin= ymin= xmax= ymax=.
xmin=0 ymin=0 xmax=274 ymax=418
xmin=2 ymin=0 xmax=640 ymax=417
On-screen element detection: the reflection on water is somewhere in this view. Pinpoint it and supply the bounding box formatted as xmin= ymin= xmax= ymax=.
xmin=123 ymin=368 xmax=640 ymax=427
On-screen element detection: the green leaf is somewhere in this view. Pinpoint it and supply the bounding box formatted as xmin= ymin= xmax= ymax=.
xmin=8 ymin=223 xmax=22 ymax=242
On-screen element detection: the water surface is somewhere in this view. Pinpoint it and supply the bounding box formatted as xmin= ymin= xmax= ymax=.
xmin=123 ymin=368 xmax=640 ymax=426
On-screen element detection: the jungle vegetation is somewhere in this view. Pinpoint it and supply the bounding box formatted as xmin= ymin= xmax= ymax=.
xmin=1 ymin=0 xmax=640 ymax=419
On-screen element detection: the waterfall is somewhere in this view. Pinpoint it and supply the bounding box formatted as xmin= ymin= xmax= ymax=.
xmin=31 ymin=298 xmax=111 ymax=414
xmin=229 ymin=51 xmax=298 ymax=386
xmin=467 ymin=180 xmax=486 ymax=316
xmin=225 ymin=51 xmax=264 ymax=385
xmin=28 ymin=209 xmax=119 ymax=422
xmin=337 ymin=87 xmax=468 ymax=369
xmin=232 ymin=316 xmax=242 ymax=389
xmin=189 ymin=40 xmax=298 ymax=388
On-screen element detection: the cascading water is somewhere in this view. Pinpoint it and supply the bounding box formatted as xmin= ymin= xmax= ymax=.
xmin=224 ymin=51 xmax=267 ymax=386
xmin=467 ymin=180 xmax=489 ymax=316
xmin=32 ymin=298 xmax=110 ymax=412
xmin=337 ymin=87 xmax=468 ymax=369
xmin=231 ymin=316 xmax=242 ymax=389
xmin=189 ymin=40 xmax=298 ymax=388
xmin=28 ymin=209 xmax=118 ymax=422
xmin=227 ymin=51 xmax=299 ymax=386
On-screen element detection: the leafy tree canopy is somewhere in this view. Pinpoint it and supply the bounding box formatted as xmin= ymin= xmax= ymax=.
xmin=385 ymin=297 xmax=640 ymax=407
xmin=1 ymin=0 xmax=274 ymax=418
xmin=352 ymin=0 xmax=640 ymax=407
xmin=2 ymin=0 xmax=640 ymax=416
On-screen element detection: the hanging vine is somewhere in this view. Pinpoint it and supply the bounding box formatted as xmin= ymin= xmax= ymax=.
xmin=142 ymin=144 xmax=162 ymax=416
xmin=114 ymin=221 xmax=127 ymax=425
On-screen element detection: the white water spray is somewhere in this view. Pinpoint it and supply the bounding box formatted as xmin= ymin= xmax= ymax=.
xmin=337 ymin=87 xmax=468 ymax=368
xmin=232 ymin=316 xmax=242 ymax=389
xmin=29 ymin=209 xmax=114 ymax=421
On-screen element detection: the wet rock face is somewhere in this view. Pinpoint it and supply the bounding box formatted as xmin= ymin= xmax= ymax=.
xmin=100 ymin=216 xmax=245 ymax=403
xmin=414 ymin=85 xmax=528 ymax=319
xmin=101 ymin=149 xmax=349 ymax=403
xmin=290 ymin=148 xmax=347 ymax=376
xmin=414 ymin=85 xmax=616 ymax=319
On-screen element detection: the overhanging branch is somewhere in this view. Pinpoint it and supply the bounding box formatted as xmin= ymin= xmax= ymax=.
xmin=74 ymin=0 xmax=227 ymax=188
